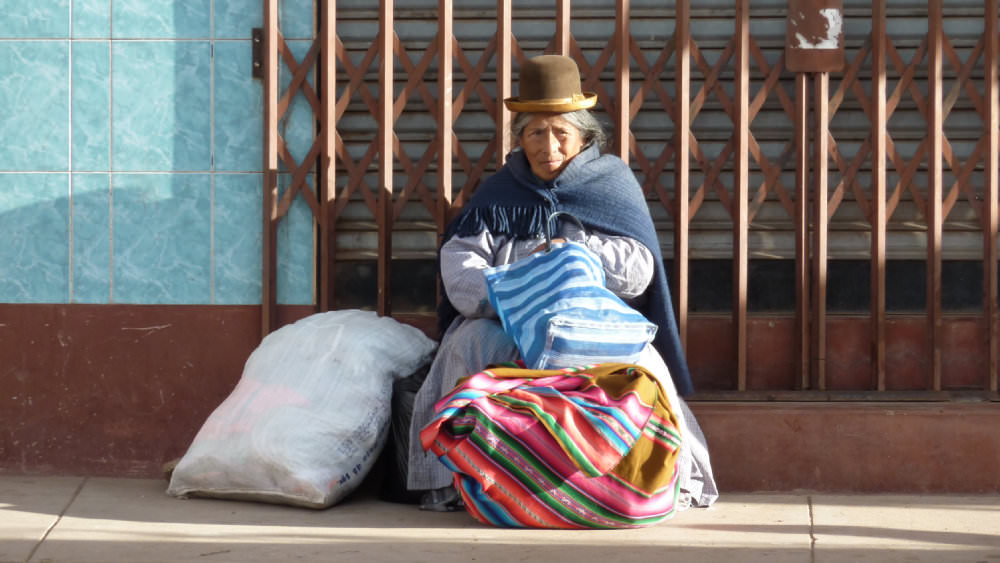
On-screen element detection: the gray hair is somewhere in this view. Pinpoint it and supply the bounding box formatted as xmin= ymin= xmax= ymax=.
xmin=511 ymin=109 xmax=608 ymax=150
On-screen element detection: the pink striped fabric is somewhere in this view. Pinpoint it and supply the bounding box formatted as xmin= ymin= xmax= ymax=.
xmin=420 ymin=363 xmax=682 ymax=529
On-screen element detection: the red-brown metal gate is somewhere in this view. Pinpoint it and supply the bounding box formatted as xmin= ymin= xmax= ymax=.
xmin=260 ymin=0 xmax=1000 ymax=398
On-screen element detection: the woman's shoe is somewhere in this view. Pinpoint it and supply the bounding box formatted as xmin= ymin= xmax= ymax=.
xmin=418 ymin=486 xmax=464 ymax=512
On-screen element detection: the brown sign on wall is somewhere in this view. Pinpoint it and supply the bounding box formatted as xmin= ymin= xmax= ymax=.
xmin=786 ymin=0 xmax=845 ymax=72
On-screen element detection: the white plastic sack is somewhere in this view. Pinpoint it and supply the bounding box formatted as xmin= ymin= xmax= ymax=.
xmin=167 ymin=310 xmax=437 ymax=508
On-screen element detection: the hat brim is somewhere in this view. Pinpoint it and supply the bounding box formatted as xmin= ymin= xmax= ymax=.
xmin=503 ymin=92 xmax=598 ymax=113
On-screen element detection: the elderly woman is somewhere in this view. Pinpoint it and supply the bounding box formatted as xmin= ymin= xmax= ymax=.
xmin=407 ymin=55 xmax=717 ymax=511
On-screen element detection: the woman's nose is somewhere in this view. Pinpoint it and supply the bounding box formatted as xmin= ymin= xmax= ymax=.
xmin=547 ymin=132 xmax=561 ymax=154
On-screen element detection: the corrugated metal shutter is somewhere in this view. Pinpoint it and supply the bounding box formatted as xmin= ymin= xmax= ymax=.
xmin=328 ymin=0 xmax=992 ymax=313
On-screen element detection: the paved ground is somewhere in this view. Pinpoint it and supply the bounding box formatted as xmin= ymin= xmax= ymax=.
xmin=1 ymin=475 xmax=999 ymax=563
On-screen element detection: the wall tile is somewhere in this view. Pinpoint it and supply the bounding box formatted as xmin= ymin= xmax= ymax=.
xmin=277 ymin=173 xmax=314 ymax=305
xmin=71 ymin=173 xmax=111 ymax=302
xmin=213 ymin=174 xmax=261 ymax=304
xmin=112 ymin=173 xmax=211 ymax=303
xmin=278 ymin=40 xmax=316 ymax=174
xmin=0 ymin=0 xmax=70 ymax=38
xmin=72 ymin=41 xmax=110 ymax=171
xmin=112 ymin=41 xmax=211 ymax=171
xmin=111 ymin=0 xmax=209 ymax=38
xmin=214 ymin=0 xmax=260 ymax=39
xmin=0 ymin=41 xmax=69 ymax=171
xmin=0 ymin=174 xmax=69 ymax=302
xmin=279 ymin=0 xmax=314 ymax=40
xmin=72 ymin=0 xmax=109 ymax=38
xmin=213 ymin=0 xmax=314 ymax=39
xmin=214 ymin=41 xmax=262 ymax=172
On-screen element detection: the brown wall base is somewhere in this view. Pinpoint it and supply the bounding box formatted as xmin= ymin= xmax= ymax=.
xmin=690 ymin=402 xmax=1000 ymax=493
xmin=1 ymin=304 xmax=997 ymax=492
xmin=0 ymin=304 xmax=313 ymax=478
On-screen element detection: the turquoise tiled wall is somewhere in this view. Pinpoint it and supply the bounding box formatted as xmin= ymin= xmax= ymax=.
xmin=0 ymin=174 xmax=70 ymax=302
xmin=0 ymin=0 xmax=316 ymax=305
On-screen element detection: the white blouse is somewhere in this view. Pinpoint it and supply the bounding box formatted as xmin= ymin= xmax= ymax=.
xmin=440 ymin=221 xmax=655 ymax=319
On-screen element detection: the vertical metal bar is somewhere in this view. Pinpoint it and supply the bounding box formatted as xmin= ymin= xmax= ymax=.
xmin=734 ymin=0 xmax=749 ymax=391
xmin=262 ymin=0 xmax=279 ymax=337
xmin=556 ymin=0 xmax=571 ymax=56
xmin=673 ymin=0 xmax=690 ymax=350
xmin=794 ymin=73 xmax=810 ymax=389
xmin=377 ymin=0 xmax=394 ymax=317
xmin=872 ymin=0 xmax=887 ymax=390
xmin=928 ymin=0 xmax=943 ymax=390
xmin=986 ymin=0 xmax=999 ymax=392
xmin=438 ymin=0 xmax=453 ymax=235
xmin=615 ymin=0 xmax=630 ymax=161
xmin=497 ymin=0 xmax=512 ymax=167
xmin=319 ymin=0 xmax=336 ymax=312
xmin=813 ymin=72 xmax=829 ymax=390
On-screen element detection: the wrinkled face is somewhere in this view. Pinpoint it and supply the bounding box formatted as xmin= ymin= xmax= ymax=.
xmin=518 ymin=113 xmax=585 ymax=181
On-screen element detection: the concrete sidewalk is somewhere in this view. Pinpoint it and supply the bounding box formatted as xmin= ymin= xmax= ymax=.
xmin=1 ymin=475 xmax=998 ymax=563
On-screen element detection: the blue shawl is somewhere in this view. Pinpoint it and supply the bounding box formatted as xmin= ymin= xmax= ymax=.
xmin=440 ymin=143 xmax=694 ymax=396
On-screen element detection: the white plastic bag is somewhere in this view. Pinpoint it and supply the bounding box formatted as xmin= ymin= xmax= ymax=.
xmin=167 ymin=310 xmax=437 ymax=508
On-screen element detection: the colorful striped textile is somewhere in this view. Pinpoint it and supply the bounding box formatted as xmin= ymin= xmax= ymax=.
xmin=420 ymin=363 xmax=682 ymax=529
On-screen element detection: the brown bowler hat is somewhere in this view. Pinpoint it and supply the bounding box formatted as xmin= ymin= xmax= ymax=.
xmin=504 ymin=55 xmax=598 ymax=113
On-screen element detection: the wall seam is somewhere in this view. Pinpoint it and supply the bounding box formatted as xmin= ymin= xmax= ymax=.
xmin=210 ymin=0 xmax=216 ymax=305
xmin=67 ymin=10 xmax=74 ymax=303
xmin=108 ymin=0 xmax=115 ymax=303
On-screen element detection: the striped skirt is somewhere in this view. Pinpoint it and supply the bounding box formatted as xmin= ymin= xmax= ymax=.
xmin=420 ymin=363 xmax=682 ymax=529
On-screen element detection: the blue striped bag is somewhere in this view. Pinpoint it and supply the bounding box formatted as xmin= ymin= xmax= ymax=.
xmin=484 ymin=213 xmax=658 ymax=370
